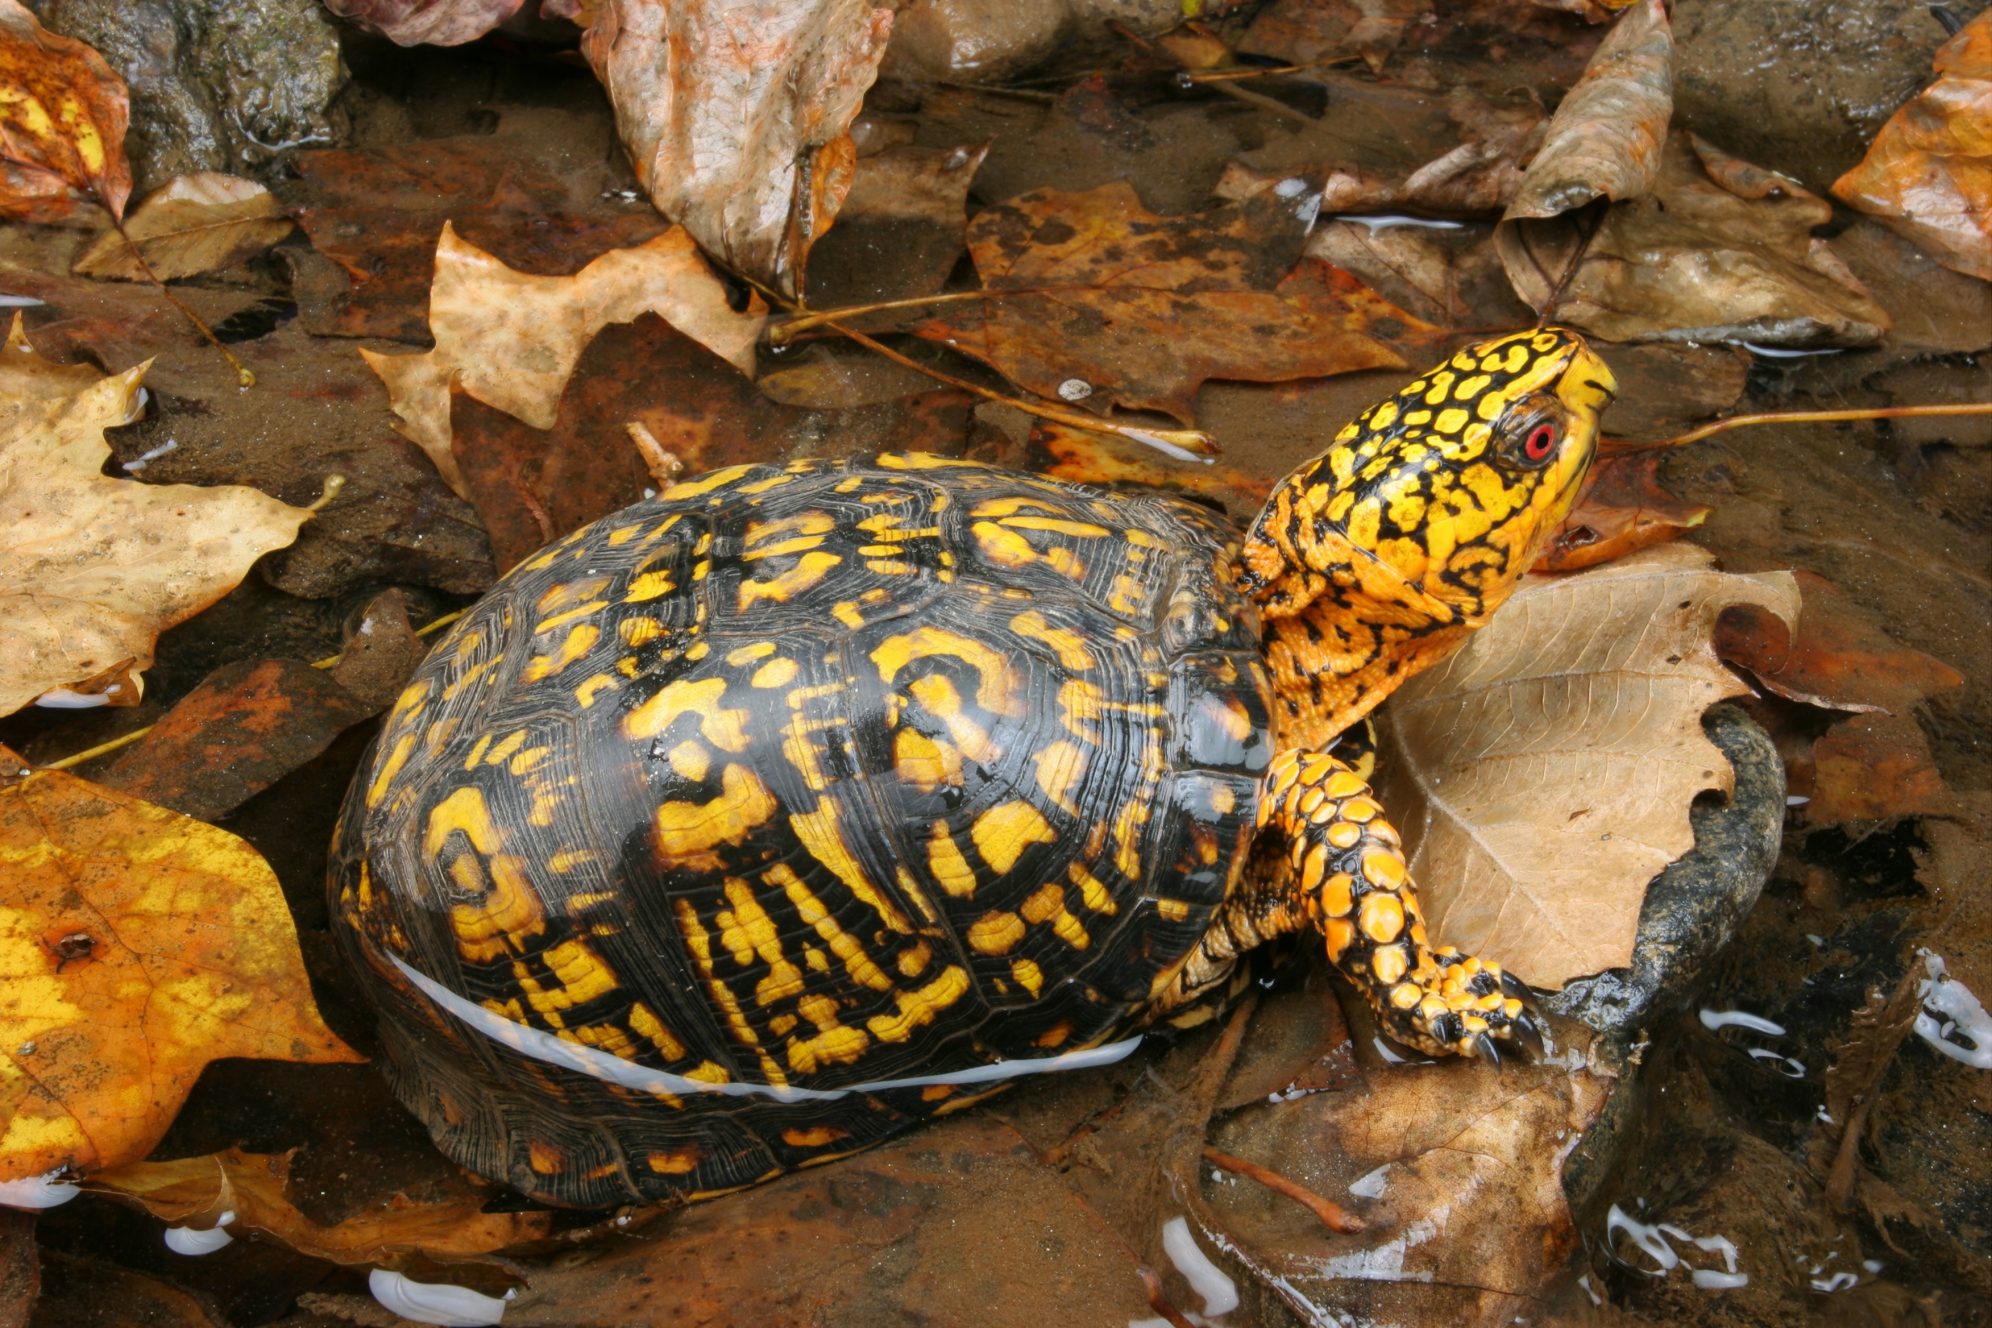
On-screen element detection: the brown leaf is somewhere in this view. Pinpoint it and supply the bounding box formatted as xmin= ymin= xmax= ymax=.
xmin=0 ymin=0 xmax=131 ymax=221
xmin=911 ymin=183 xmax=1421 ymax=421
xmin=1503 ymin=0 xmax=1672 ymax=219
xmin=71 ymin=173 xmax=293 ymax=282
xmin=1376 ymin=542 xmax=1800 ymax=989
xmin=1539 ymin=447 xmax=1711 ymax=571
xmin=33 ymin=1251 xmax=221 ymax=1328
xmin=448 ymin=1118 xmax=1151 ymax=1325
xmin=1716 ymin=571 xmax=1965 ymax=715
xmin=577 ymin=0 xmax=894 ymax=299
xmin=1807 ymin=714 xmax=1956 ymax=825
xmin=89 ymin=1147 xmax=550 ymax=1267
xmin=0 ymin=747 xmax=361 ymax=1183
xmin=99 ymin=660 xmax=365 ymax=819
xmin=0 ymin=318 xmax=315 ymax=717
xmin=1198 ymin=1029 xmax=1613 ymax=1321
xmin=1832 ymin=13 xmax=1992 ymax=282
xmin=1237 ymin=0 xmax=1433 ymax=72
xmin=361 ymin=223 xmax=766 ymax=499
xmin=1223 ymin=82 xmax=1548 ymax=218
xmin=804 ymin=140 xmax=990 ymax=307
xmin=1500 ymin=133 xmax=1892 ymax=346
xmin=282 ymin=128 xmax=673 ymax=342
xmin=320 ymin=0 xmax=527 ymax=46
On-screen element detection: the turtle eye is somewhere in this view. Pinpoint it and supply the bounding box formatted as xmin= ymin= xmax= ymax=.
xmin=1492 ymin=397 xmax=1569 ymax=472
xmin=1523 ymin=423 xmax=1557 ymax=462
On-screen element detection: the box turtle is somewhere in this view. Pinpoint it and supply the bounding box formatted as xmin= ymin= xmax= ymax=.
xmin=330 ymin=328 xmax=1618 ymax=1208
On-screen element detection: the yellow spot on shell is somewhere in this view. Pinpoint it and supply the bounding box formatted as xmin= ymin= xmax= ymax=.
xmin=1011 ymin=609 xmax=1095 ymax=671
xmin=970 ymin=800 xmax=1054 ymax=875
xmin=751 ymin=657 xmax=798 ymax=689
xmin=738 ymin=550 xmax=842 ymax=611
xmin=1012 ymin=957 xmax=1044 ymax=997
xmin=792 ymin=799 xmax=913 ymax=934
xmin=624 ymin=676 xmax=751 ymax=752
xmin=1068 ymin=864 xmax=1117 ymax=915
xmin=782 ymin=1126 xmax=849 ymax=1148
xmin=866 ymin=965 xmax=970 ymax=1043
xmin=646 ymin=1150 xmax=702 ymax=1175
xmin=967 ymin=911 xmax=1026 ymax=955
xmin=624 ymin=570 xmax=676 ymax=602
xmin=660 ymin=463 xmax=756 ymax=499
xmin=520 ymin=623 xmax=600 ymax=682
xmin=895 ymin=728 xmax=962 ymax=790
xmin=666 ymin=740 xmax=710 ymax=782
xmin=652 ymin=764 xmax=778 ymax=860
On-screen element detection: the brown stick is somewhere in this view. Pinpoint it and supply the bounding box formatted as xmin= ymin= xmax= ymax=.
xmin=1136 ymin=1266 xmax=1201 ymax=1328
xmin=1202 ymin=1146 xmax=1367 ymax=1233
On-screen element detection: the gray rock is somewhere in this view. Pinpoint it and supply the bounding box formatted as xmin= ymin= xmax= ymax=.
xmin=1672 ymin=0 xmax=1987 ymax=192
xmin=43 ymin=0 xmax=347 ymax=193
xmin=1546 ymin=703 xmax=1786 ymax=1046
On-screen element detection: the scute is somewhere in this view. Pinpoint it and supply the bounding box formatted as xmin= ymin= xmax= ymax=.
xmin=330 ymin=454 xmax=1273 ymax=1206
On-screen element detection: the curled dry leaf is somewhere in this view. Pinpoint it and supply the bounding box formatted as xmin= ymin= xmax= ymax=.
xmin=0 ymin=745 xmax=361 ymax=1184
xmin=1831 ymin=12 xmax=1992 ymax=283
xmin=1503 ymin=0 xmax=1672 ymax=219
xmin=910 ymin=182 xmax=1420 ymax=422
xmin=1501 ymin=134 xmax=1892 ymax=346
xmin=0 ymin=0 xmax=131 ymax=222
xmin=578 ymin=0 xmax=895 ymax=299
xmin=0 ymin=318 xmax=316 ymax=717
xmin=1375 ymin=542 xmax=1800 ymax=990
xmin=320 ymin=0 xmax=527 ymax=47
xmin=89 ymin=1147 xmax=550 ymax=1267
xmin=1539 ymin=447 xmax=1710 ymax=571
xmin=71 ymin=173 xmax=294 ymax=282
xmin=360 ymin=223 xmax=767 ymax=499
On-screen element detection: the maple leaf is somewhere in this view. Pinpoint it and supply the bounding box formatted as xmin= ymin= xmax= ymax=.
xmin=0 ymin=318 xmax=316 ymax=716
xmin=0 ymin=746 xmax=361 ymax=1183
xmin=71 ymin=173 xmax=294 ymax=282
xmin=361 ymin=223 xmax=768 ymax=500
xmin=0 ymin=0 xmax=131 ymax=221
xmin=910 ymin=181 xmax=1423 ymax=423
xmin=1376 ymin=542 xmax=1800 ymax=990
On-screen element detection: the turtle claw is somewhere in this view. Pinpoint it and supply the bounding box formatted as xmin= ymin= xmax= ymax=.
xmin=1472 ymin=1032 xmax=1503 ymax=1068
xmin=1508 ymin=1007 xmax=1547 ymax=1059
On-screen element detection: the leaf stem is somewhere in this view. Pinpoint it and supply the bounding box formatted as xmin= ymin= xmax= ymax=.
xmin=112 ymin=216 xmax=257 ymax=388
xmin=1649 ymin=401 xmax=1992 ymax=450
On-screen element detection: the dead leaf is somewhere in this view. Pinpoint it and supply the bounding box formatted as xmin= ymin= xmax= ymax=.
xmin=1807 ymin=715 xmax=1958 ymax=825
xmin=804 ymin=140 xmax=990 ymax=308
xmin=0 ymin=745 xmax=361 ymax=1183
xmin=1832 ymin=12 xmax=1992 ymax=282
xmin=910 ymin=182 xmax=1421 ymax=422
xmin=1716 ymin=571 xmax=1965 ymax=715
xmin=1237 ymin=0 xmax=1433 ymax=72
xmin=33 ymin=1251 xmax=221 ymax=1328
xmin=0 ymin=0 xmax=131 ymax=221
xmin=577 ymin=0 xmax=894 ymax=299
xmin=1503 ymin=0 xmax=1672 ymax=219
xmin=320 ymin=0 xmax=527 ymax=46
xmin=1301 ymin=221 xmax=1539 ymax=332
xmin=1540 ymin=447 xmax=1711 ymax=571
xmin=430 ymin=1117 xmax=1152 ymax=1325
xmin=89 ymin=1147 xmax=550 ymax=1266
xmin=360 ymin=223 xmax=766 ymax=499
xmin=1376 ymin=542 xmax=1800 ymax=989
xmin=0 ymin=318 xmax=316 ymax=717
xmin=281 ymin=126 xmax=673 ymax=342
xmin=1223 ymin=81 xmax=1548 ymax=218
xmin=71 ymin=173 xmax=294 ymax=282
xmin=1501 ymin=133 xmax=1892 ymax=346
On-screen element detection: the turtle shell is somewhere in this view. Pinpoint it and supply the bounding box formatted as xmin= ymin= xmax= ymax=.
xmin=329 ymin=453 xmax=1274 ymax=1206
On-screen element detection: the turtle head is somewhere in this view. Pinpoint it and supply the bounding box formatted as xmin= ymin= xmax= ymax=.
xmin=1241 ymin=328 xmax=1616 ymax=737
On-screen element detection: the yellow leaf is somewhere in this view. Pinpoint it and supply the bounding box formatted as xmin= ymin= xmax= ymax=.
xmin=0 ymin=0 xmax=131 ymax=220
xmin=0 ymin=747 xmax=361 ymax=1183
xmin=0 ymin=317 xmax=316 ymax=716
xmin=1377 ymin=542 xmax=1800 ymax=989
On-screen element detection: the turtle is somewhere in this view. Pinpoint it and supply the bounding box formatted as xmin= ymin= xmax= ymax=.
xmin=329 ymin=326 xmax=1619 ymax=1208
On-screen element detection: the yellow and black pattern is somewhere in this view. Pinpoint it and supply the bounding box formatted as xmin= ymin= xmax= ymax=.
xmin=1240 ymin=328 xmax=1617 ymax=750
xmin=331 ymin=330 xmax=1615 ymax=1210
xmin=331 ymin=454 xmax=1273 ymax=1206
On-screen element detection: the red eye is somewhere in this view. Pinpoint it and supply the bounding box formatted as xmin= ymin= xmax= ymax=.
xmin=1523 ymin=423 xmax=1557 ymax=461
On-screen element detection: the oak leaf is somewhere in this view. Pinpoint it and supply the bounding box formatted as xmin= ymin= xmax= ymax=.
xmin=1376 ymin=542 xmax=1800 ymax=989
xmin=71 ymin=174 xmax=294 ymax=282
xmin=0 ymin=0 xmax=130 ymax=221
xmin=1832 ymin=13 xmax=1992 ymax=282
xmin=360 ymin=223 xmax=767 ymax=499
xmin=910 ymin=182 xmax=1421 ymax=422
xmin=0 ymin=746 xmax=361 ymax=1184
xmin=90 ymin=1147 xmax=550 ymax=1266
xmin=0 ymin=318 xmax=316 ymax=716
xmin=577 ymin=0 xmax=894 ymax=299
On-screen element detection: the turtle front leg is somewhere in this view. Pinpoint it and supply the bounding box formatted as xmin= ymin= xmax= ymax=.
xmin=1259 ymin=749 xmax=1540 ymax=1060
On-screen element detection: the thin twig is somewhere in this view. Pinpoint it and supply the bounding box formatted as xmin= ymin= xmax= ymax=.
xmin=1202 ymin=1147 xmax=1368 ymax=1233
xmin=814 ymin=315 xmax=1218 ymax=458
xmin=1136 ymin=1266 xmax=1201 ymax=1328
xmin=113 ymin=217 xmax=257 ymax=388
xmin=1109 ymin=21 xmax=1318 ymax=125
xmin=1648 ymin=401 xmax=1992 ymax=450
